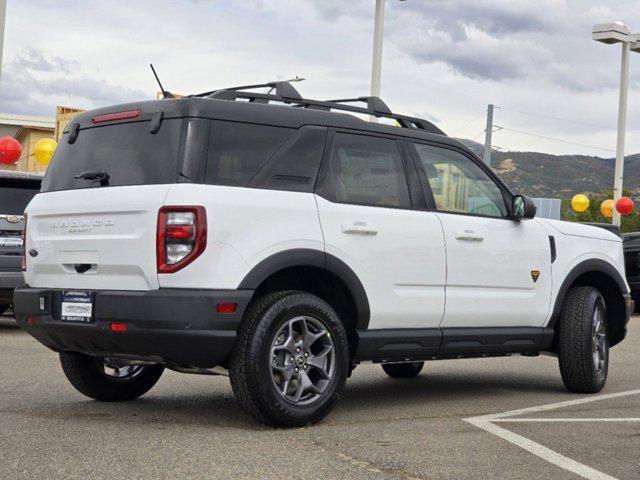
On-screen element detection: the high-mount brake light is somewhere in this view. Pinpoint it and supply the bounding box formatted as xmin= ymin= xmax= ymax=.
xmin=91 ymin=110 xmax=141 ymax=124
xmin=157 ymin=206 xmax=207 ymax=273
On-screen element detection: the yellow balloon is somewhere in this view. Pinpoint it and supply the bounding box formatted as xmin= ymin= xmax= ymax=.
xmin=34 ymin=138 xmax=57 ymax=166
xmin=571 ymin=194 xmax=589 ymax=212
xmin=600 ymin=199 xmax=614 ymax=218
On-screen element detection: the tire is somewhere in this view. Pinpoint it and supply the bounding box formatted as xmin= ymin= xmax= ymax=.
xmin=382 ymin=362 xmax=424 ymax=378
xmin=0 ymin=304 xmax=10 ymax=316
xmin=557 ymin=286 xmax=609 ymax=393
xmin=229 ymin=291 xmax=350 ymax=427
xmin=60 ymin=352 xmax=164 ymax=401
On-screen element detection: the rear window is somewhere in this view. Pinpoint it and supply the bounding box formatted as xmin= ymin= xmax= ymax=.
xmin=205 ymin=121 xmax=293 ymax=187
xmin=0 ymin=179 xmax=40 ymax=215
xmin=41 ymin=119 xmax=183 ymax=192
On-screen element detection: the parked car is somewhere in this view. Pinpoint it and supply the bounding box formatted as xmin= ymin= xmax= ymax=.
xmin=0 ymin=170 xmax=42 ymax=316
xmin=623 ymin=232 xmax=640 ymax=312
xmin=13 ymin=82 xmax=633 ymax=427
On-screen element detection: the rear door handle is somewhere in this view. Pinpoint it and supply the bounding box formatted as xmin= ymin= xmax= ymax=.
xmin=454 ymin=230 xmax=484 ymax=242
xmin=341 ymin=222 xmax=378 ymax=236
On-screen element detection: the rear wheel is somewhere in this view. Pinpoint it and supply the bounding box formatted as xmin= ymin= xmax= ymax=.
xmin=60 ymin=352 xmax=164 ymax=401
xmin=557 ymin=286 xmax=609 ymax=393
xmin=382 ymin=362 xmax=424 ymax=378
xmin=229 ymin=291 xmax=349 ymax=427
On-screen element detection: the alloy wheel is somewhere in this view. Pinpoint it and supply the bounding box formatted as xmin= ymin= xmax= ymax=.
xmin=592 ymin=306 xmax=607 ymax=374
xmin=269 ymin=315 xmax=336 ymax=406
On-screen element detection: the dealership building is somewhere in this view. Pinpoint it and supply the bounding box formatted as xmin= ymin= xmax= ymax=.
xmin=0 ymin=106 xmax=83 ymax=174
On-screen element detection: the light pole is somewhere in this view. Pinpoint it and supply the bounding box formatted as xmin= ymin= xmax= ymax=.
xmin=369 ymin=0 xmax=406 ymax=122
xmin=592 ymin=22 xmax=639 ymax=226
xmin=0 ymin=0 xmax=6 ymax=92
xmin=369 ymin=0 xmax=385 ymax=121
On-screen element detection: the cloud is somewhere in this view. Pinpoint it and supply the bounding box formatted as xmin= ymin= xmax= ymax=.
xmin=0 ymin=47 xmax=147 ymax=116
xmin=11 ymin=47 xmax=78 ymax=74
xmin=399 ymin=25 xmax=552 ymax=81
xmin=0 ymin=0 xmax=638 ymax=158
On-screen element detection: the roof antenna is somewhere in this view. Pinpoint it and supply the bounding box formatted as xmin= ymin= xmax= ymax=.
xmin=150 ymin=64 xmax=174 ymax=99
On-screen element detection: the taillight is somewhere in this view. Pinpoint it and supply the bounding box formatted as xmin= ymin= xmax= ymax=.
xmin=157 ymin=206 xmax=206 ymax=273
xmin=21 ymin=213 xmax=27 ymax=272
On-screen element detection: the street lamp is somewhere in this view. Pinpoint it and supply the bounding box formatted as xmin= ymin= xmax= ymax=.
xmin=592 ymin=22 xmax=638 ymax=226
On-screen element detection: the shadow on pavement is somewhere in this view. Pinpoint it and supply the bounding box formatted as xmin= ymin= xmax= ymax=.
xmin=12 ymin=366 xmax=565 ymax=432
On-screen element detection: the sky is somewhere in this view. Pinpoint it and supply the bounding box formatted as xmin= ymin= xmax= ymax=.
xmin=1 ymin=0 xmax=639 ymax=157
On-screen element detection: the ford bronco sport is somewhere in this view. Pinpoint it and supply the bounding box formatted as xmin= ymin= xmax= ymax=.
xmin=14 ymin=82 xmax=633 ymax=427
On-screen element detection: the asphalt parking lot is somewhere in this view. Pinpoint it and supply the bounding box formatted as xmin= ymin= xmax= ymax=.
xmin=1 ymin=314 xmax=639 ymax=480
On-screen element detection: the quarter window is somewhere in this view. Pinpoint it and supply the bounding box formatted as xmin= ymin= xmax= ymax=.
xmin=205 ymin=121 xmax=293 ymax=187
xmin=322 ymin=133 xmax=410 ymax=209
xmin=412 ymin=143 xmax=508 ymax=217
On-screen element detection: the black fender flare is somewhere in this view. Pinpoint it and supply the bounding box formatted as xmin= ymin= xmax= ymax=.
xmin=238 ymin=248 xmax=371 ymax=329
xmin=548 ymin=258 xmax=628 ymax=328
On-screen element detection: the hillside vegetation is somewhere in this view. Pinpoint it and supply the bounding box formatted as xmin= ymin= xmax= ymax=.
xmin=458 ymin=139 xmax=640 ymax=199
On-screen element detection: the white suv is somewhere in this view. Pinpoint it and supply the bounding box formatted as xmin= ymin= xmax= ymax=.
xmin=14 ymin=82 xmax=633 ymax=427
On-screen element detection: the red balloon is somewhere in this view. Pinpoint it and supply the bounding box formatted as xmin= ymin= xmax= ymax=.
xmin=616 ymin=197 xmax=634 ymax=216
xmin=0 ymin=137 xmax=22 ymax=165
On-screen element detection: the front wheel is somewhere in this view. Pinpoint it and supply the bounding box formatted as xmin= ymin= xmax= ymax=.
xmin=229 ymin=291 xmax=350 ymax=427
xmin=60 ymin=352 xmax=164 ymax=401
xmin=557 ymin=286 xmax=609 ymax=393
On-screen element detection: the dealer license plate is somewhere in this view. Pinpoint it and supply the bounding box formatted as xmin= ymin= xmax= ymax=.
xmin=61 ymin=291 xmax=94 ymax=323
xmin=0 ymin=236 xmax=23 ymax=247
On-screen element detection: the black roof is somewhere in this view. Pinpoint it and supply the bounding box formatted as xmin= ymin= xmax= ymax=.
xmin=67 ymin=82 xmax=472 ymax=154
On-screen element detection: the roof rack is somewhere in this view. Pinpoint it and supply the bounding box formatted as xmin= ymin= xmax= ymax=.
xmin=186 ymin=82 xmax=444 ymax=135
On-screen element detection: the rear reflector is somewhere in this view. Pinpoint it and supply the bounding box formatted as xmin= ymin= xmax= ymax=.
xmin=110 ymin=322 xmax=127 ymax=332
xmin=216 ymin=303 xmax=237 ymax=314
xmin=26 ymin=316 xmax=37 ymax=326
xmin=91 ymin=110 xmax=141 ymax=124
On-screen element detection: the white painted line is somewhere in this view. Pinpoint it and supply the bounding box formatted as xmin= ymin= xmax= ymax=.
xmin=494 ymin=418 xmax=640 ymax=423
xmin=479 ymin=388 xmax=640 ymax=421
xmin=465 ymin=389 xmax=640 ymax=480
xmin=465 ymin=417 xmax=619 ymax=480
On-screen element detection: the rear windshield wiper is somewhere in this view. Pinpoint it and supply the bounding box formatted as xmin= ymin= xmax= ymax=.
xmin=74 ymin=170 xmax=110 ymax=186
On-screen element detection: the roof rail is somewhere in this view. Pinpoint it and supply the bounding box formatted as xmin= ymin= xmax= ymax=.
xmin=190 ymin=81 xmax=302 ymax=100
xmin=186 ymin=81 xmax=444 ymax=135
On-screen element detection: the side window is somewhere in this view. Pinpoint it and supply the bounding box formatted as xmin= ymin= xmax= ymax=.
xmin=249 ymin=126 xmax=326 ymax=192
xmin=412 ymin=143 xmax=508 ymax=218
xmin=205 ymin=121 xmax=293 ymax=187
xmin=321 ymin=133 xmax=410 ymax=209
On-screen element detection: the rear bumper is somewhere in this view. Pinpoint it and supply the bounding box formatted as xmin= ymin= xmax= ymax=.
xmin=13 ymin=286 xmax=253 ymax=368
xmin=0 ymin=271 xmax=23 ymax=302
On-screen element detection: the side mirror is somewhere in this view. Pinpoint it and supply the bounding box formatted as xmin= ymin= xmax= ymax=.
xmin=512 ymin=195 xmax=537 ymax=220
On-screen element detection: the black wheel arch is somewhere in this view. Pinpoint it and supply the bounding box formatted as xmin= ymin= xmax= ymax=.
xmin=549 ymin=259 xmax=629 ymax=347
xmin=238 ymin=248 xmax=371 ymax=332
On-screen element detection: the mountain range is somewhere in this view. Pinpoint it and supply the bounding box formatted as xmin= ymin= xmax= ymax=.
xmin=458 ymin=139 xmax=640 ymax=199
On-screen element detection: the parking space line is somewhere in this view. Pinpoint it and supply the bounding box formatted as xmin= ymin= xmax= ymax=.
xmin=465 ymin=389 xmax=640 ymax=480
xmin=494 ymin=418 xmax=640 ymax=423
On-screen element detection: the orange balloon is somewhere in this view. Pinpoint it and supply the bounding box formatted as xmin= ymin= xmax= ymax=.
xmin=600 ymin=199 xmax=614 ymax=218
